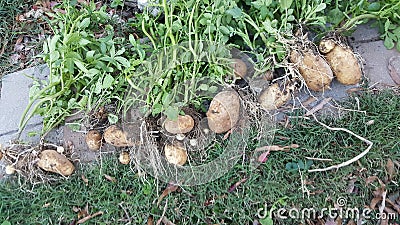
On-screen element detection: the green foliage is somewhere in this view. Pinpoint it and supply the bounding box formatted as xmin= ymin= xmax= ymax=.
xmin=20 ymin=1 xmax=139 ymax=134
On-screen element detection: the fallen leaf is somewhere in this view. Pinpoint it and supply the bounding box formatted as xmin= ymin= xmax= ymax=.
xmin=370 ymin=197 xmax=382 ymax=209
xmin=228 ymin=177 xmax=248 ymax=193
xmin=104 ymin=174 xmax=116 ymax=183
xmin=255 ymin=144 xmax=299 ymax=152
xmin=380 ymin=215 xmax=389 ymax=225
xmin=365 ymin=176 xmax=379 ymax=185
xmin=148 ymin=216 xmax=154 ymax=225
xmin=157 ymin=183 xmax=179 ymax=206
xmin=385 ymin=198 xmax=400 ymax=214
xmin=305 ymin=98 xmax=332 ymax=116
xmin=81 ymin=174 xmax=89 ymax=186
xmin=258 ymin=150 xmax=270 ymax=163
xmin=161 ymin=216 xmax=176 ymax=225
xmin=346 ymin=87 xmax=364 ymax=95
xmin=386 ymin=159 xmax=395 ymax=181
xmin=347 ymin=220 xmax=356 ymax=225
xmin=388 ymin=56 xmax=400 ymax=85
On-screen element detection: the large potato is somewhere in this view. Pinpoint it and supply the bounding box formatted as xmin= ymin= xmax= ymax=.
xmin=85 ymin=130 xmax=102 ymax=151
xmin=164 ymin=142 xmax=187 ymax=166
xmin=37 ymin=150 xmax=75 ymax=176
xmin=164 ymin=115 xmax=194 ymax=134
xmin=290 ymin=50 xmax=333 ymax=92
xmin=103 ymin=125 xmax=135 ymax=147
xmin=206 ymin=91 xmax=241 ymax=133
xmin=258 ymin=83 xmax=291 ymax=110
xmin=319 ymin=39 xmax=362 ymax=85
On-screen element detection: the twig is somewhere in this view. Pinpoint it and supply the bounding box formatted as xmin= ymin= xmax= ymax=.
xmin=304 ymin=157 xmax=333 ymax=162
xmin=157 ymin=199 xmax=168 ymax=225
xmin=379 ymin=190 xmax=387 ymax=218
xmin=119 ymin=202 xmax=132 ymax=224
xmin=307 ymin=114 xmax=373 ymax=173
xmin=77 ymin=211 xmax=103 ymax=224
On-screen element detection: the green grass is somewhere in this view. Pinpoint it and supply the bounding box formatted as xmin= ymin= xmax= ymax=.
xmin=1 ymin=90 xmax=399 ymax=224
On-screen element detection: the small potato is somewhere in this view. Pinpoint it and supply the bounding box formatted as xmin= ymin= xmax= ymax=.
xmin=37 ymin=150 xmax=75 ymax=176
xmin=290 ymin=50 xmax=333 ymax=92
xmin=119 ymin=151 xmax=130 ymax=165
xmin=318 ymin=39 xmax=336 ymax=54
xmin=207 ymin=91 xmax=241 ymax=133
xmin=258 ymin=83 xmax=291 ymax=110
xmin=85 ymin=130 xmax=102 ymax=151
xmin=5 ymin=165 xmax=16 ymax=175
xmin=231 ymin=58 xmax=247 ymax=78
xmin=104 ymin=125 xmax=135 ymax=147
xmin=320 ymin=40 xmax=362 ymax=85
xmin=164 ymin=142 xmax=187 ymax=166
xmin=164 ymin=115 xmax=195 ymax=134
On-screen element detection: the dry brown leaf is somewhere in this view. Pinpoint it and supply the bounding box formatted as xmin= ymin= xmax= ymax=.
xmin=365 ymin=176 xmax=379 ymax=185
xmin=388 ymin=56 xmax=400 ymax=85
xmin=161 ymin=217 xmax=176 ymax=225
xmin=81 ymin=174 xmax=89 ymax=186
xmin=147 ymin=216 xmax=154 ymax=225
xmin=157 ymin=184 xmax=179 ymax=206
xmin=302 ymin=97 xmax=318 ymax=107
xmin=385 ymin=198 xmax=400 ymax=214
xmin=347 ymin=220 xmax=356 ymax=225
xmin=228 ymin=177 xmax=248 ymax=193
xmin=324 ymin=217 xmax=336 ymax=225
xmin=104 ymin=174 xmax=116 ymax=183
xmin=380 ymin=215 xmax=389 ymax=225
xmin=386 ymin=159 xmax=395 ymax=181
xmin=305 ymin=98 xmax=332 ymax=116
xmin=255 ymin=144 xmax=299 ymax=152
xmin=370 ymin=197 xmax=382 ymax=209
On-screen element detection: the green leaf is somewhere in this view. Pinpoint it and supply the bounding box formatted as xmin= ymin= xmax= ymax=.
xmin=108 ymin=113 xmax=119 ymax=124
xmin=74 ymin=60 xmax=89 ymax=74
xmin=115 ymin=56 xmax=130 ymax=68
xmin=259 ymin=217 xmax=273 ymax=225
xmin=199 ymin=84 xmax=209 ymax=91
xmin=102 ymin=74 xmax=115 ymax=89
xmin=327 ymin=8 xmax=345 ymax=25
xmin=79 ymin=18 xmax=91 ymax=29
xmin=279 ymin=0 xmax=293 ymax=10
xmin=49 ymin=35 xmax=60 ymax=52
xmin=385 ymin=19 xmax=391 ymax=32
xmin=396 ymin=41 xmax=400 ymax=52
xmin=384 ymin=36 xmax=395 ymax=49
xmin=79 ymin=38 xmax=91 ymax=46
xmin=2 ymin=221 xmax=12 ymax=225
xmin=86 ymin=50 xmax=95 ymax=60
xmin=164 ymin=106 xmax=179 ymax=120
xmin=208 ymin=86 xmax=218 ymax=93
xmin=314 ymin=3 xmax=326 ymax=13
xmin=65 ymin=58 xmax=75 ymax=74
xmin=226 ymin=7 xmax=242 ymax=19
xmin=367 ymin=2 xmax=381 ymax=11
xmin=219 ymin=26 xmax=230 ymax=35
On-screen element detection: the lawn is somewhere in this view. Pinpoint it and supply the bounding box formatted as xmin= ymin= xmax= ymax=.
xmin=1 ymin=89 xmax=399 ymax=224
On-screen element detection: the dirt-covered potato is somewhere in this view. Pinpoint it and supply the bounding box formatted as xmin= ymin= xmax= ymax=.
xmin=119 ymin=151 xmax=130 ymax=165
xmin=258 ymin=83 xmax=291 ymax=110
xmin=231 ymin=58 xmax=247 ymax=78
xmin=206 ymin=90 xmax=241 ymax=133
xmin=290 ymin=49 xmax=333 ymax=92
xmin=164 ymin=142 xmax=187 ymax=166
xmin=85 ymin=130 xmax=102 ymax=151
xmin=164 ymin=115 xmax=195 ymax=134
xmin=37 ymin=150 xmax=75 ymax=176
xmin=319 ymin=39 xmax=362 ymax=85
xmin=103 ymin=125 xmax=135 ymax=147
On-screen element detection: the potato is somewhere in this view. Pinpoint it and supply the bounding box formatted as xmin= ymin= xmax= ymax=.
xmin=104 ymin=125 xmax=135 ymax=147
xmin=85 ymin=130 xmax=102 ymax=151
xmin=258 ymin=83 xmax=291 ymax=110
xmin=37 ymin=150 xmax=75 ymax=176
xmin=164 ymin=115 xmax=194 ymax=134
xmin=119 ymin=151 xmax=130 ymax=165
xmin=319 ymin=40 xmax=362 ymax=85
xmin=318 ymin=39 xmax=336 ymax=54
xmin=5 ymin=165 xmax=16 ymax=175
xmin=164 ymin=142 xmax=187 ymax=166
xmin=206 ymin=91 xmax=241 ymax=133
xmin=231 ymin=58 xmax=247 ymax=78
xmin=290 ymin=50 xmax=333 ymax=91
